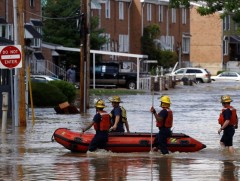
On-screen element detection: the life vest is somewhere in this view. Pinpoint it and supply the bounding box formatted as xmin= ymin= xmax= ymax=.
xmin=156 ymin=108 xmax=173 ymax=128
xmin=120 ymin=106 xmax=127 ymax=123
xmin=94 ymin=111 xmax=111 ymax=131
xmin=218 ymin=106 xmax=237 ymax=126
xmin=109 ymin=106 xmax=126 ymax=123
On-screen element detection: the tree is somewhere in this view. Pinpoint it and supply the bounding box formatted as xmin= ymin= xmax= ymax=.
xmin=42 ymin=0 xmax=107 ymax=50
xmin=141 ymin=24 xmax=177 ymax=69
xmin=169 ymin=0 xmax=240 ymax=23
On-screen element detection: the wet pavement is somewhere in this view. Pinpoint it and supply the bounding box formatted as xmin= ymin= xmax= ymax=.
xmin=1 ymin=81 xmax=240 ymax=180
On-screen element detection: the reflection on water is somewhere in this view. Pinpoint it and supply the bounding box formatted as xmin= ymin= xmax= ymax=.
xmin=0 ymin=81 xmax=240 ymax=180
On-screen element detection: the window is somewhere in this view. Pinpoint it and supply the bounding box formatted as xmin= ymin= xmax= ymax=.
xmin=182 ymin=8 xmax=187 ymax=24
xmin=105 ymin=1 xmax=111 ymax=19
xmin=30 ymin=0 xmax=35 ymax=8
xmin=158 ymin=5 xmax=163 ymax=22
xmin=223 ymin=15 xmax=230 ymax=31
xmin=101 ymin=33 xmax=111 ymax=51
xmin=31 ymin=38 xmax=41 ymax=48
xmin=119 ymin=2 xmax=124 ymax=20
xmin=147 ymin=4 xmax=152 ymax=21
xmin=119 ymin=34 xmax=129 ymax=52
xmin=182 ymin=36 xmax=190 ymax=54
xmin=171 ymin=8 xmax=176 ymax=23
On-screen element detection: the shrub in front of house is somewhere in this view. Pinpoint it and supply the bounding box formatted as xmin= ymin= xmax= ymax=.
xmin=30 ymin=82 xmax=68 ymax=107
xmin=48 ymin=80 xmax=76 ymax=103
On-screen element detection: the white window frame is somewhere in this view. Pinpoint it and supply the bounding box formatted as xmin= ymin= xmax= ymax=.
xmin=147 ymin=4 xmax=152 ymax=21
xmin=119 ymin=34 xmax=129 ymax=53
xmin=119 ymin=2 xmax=124 ymax=20
xmin=182 ymin=36 xmax=190 ymax=54
xmin=223 ymin=15 xmax=230 ymax=31
xmin=182 ymin=8 xmax=187 ymax=24
xmin=31 ymin=38 xmax=41 ymax=48
xmin=101 ymin=33 xmax=111 ymax=51
xmin=171 ymin=8 xmax=176 ymax=23
xmin=223 ymin=39 xmax=229 ymax=55
xmin=30 ymin=0 xmax=35 ymax=8
xmin=158 ymin=5 xmax=163 ymax=22
xmin=105 ymin=1 xmax=111 ymax=19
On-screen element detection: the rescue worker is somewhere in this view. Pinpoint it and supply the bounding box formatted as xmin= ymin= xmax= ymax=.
xmin=81 ymin=99 xmax=111 ymax=152
xmin=150 ymin=95 xmax=173 ymax=154
xmin=218 ymin=95 xmax=238 ymax=154
xmin=108 ymin=96 xmax=130 ymax=133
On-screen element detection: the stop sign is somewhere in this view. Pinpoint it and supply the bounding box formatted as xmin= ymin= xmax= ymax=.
xmin=0 ymin=45 xmax=22 ymax=69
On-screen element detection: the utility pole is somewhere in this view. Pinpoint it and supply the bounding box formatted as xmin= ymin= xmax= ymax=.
xmin=17 ymin=0 xmax=26 ymax=126
xmin=80 ymin=0 xmax=90 ymax=113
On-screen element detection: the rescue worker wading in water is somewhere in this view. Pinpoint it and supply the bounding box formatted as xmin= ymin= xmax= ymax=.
xmin=108 ymin=96 xmax=130 ymax=133
xmin=81 ymin=99 xmax=111 ymax=152
xmin=218 ymin=95 xmax=238 ymax=154
xmin=150 ymin=95 xmax=173 ymax=154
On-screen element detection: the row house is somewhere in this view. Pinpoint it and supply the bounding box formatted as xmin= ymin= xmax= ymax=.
xmin=0 ymin=0 xmax=43 ymax=59
xmin=91 ymin=0 xmax=191 ymax=68
xmin=190 ymin=3 xmax=240 ymax=75
xmin=0 ymin=0 xmax=44 ymax=117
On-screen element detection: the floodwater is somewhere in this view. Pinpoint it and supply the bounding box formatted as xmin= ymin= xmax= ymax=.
xmin=1 ymin=81 xmax=240 ymax=180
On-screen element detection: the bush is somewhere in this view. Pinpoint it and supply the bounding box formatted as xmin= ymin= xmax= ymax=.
xmin=49 ymin=80 xmax=76 ymax=103
xmin=30 ymin=82 xmax=67 ymax=107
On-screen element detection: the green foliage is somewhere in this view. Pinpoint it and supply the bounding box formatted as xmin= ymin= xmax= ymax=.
xmin=42 ymin=0 xmax=80 ymax=47
xmin=217 ymin=70 xmax=225 ymax=75
xmin=42 ymin=0 xmax=107 ymax=65
xmin=158 ymin=50 xmax=178 ymax=68
xmin=31 ymin=82 xmax=67 ymax=107
xmin=170 ymin=0 xmax=240 ymax=23
xmin=49 ymin=80 xmax=77 ymax=103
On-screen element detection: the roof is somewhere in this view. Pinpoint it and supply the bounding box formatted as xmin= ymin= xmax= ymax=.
xmin=0 ymin=37 xmax=14 ymax=45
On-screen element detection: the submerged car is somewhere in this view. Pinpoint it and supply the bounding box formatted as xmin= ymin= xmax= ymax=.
xmin=211 ymin=72 xmax=240 ymax=81
xmin=170 ymin=67 xmax=211 ymax=83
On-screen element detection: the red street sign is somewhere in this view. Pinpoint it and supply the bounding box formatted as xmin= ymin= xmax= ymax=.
xmin=0 ymin=45 xmax=22 ymax=69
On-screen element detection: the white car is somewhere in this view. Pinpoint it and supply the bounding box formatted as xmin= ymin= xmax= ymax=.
xmin=30 ymin=75 xmax=61 ymax=83
xmin=170 ymin=67 xmax=212 ymax=83
xmin=211 ymin=72 xmax=240 ymax=81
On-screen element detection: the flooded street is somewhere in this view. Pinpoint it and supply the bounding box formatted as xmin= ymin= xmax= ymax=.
xmin=1 ymin=81 xmax=240 ymax=180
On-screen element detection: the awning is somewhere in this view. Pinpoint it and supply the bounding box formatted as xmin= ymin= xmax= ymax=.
xmin=229 ymin=35 xmax=240 ymax=43
xmin=0 ymin=17 xmax=7 ymax=24
xmin=34 ymin=52 xmax=45 ymax=60
xmin=24 ymin=24 xmax=42 ymax=39
xmin=31 ymin=20 xmax=43 ymax=26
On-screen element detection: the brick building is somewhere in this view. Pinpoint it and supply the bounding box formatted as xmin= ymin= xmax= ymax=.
xmin=91 ymin=0 xmax=191 ymax=65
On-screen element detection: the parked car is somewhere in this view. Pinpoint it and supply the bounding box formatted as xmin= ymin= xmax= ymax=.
xmin=211 ymin=72 xmax=240 ymax=81
xmin=170 ymin=67 xmax=212 ymax=83
xmin=30 ymin=75 xmax=61 ymax=83
xmin=90 ymin=62 xmax=137 ymax=89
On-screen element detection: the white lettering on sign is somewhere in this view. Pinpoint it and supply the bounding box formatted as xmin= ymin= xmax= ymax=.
xmin=3 ymin=60 xmax=18 ymax=64
xmin=1 ymin=55 xmax=21 ymax=59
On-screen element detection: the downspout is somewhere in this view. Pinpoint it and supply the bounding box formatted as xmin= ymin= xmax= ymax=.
xmin=128 ymin=0 xmax=133 ymax=53
xmin=141 ymin=2 xmax=145 ymax=36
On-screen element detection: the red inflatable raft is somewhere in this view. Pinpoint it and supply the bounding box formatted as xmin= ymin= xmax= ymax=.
xmin=52 ymin=128 xmax=206 ymax=153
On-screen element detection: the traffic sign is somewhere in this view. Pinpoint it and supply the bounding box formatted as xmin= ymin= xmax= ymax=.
xmin=0 ymin=45 xmax=22 ymax=69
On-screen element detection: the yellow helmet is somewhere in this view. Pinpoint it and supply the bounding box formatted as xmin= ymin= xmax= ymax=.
xmin=160 ymin=95 xmax=171 ymax=104
xmin=221 ymin=95 xmax=232 ymax=103
xmin=95 ymin=99 xmax=106 ymax=108
xmin=108 ymin=96 xmax=121 ymax=103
